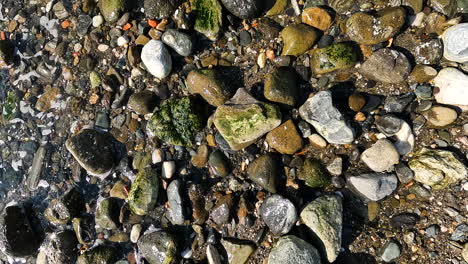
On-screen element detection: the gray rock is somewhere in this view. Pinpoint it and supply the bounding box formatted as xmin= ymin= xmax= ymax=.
xmin=144 ymin=0 xmax=182 ymax=19
xmin=327 ymin=157 xmax=343 ymax=175
xmin=375 ymin=114 xmax=402 ymax=136
xmin=138 ymin=231 xmax=177 ymax=264
xmin=44 ymin=231 xmax=78 ymax=264
xmin=408 ymin=148 xmax=467 ymax=189
xmin=221 ymin=238 xmax=255 ymax=264
xmin=450 ymin=224 xmax=468 ymax=242
xmin=162 ymin=29 xmax=192 ymax=56
xmin=65 ymin=129 xmax=117 ymax=179
xmin=299 ymin=91 xmax=355 ymax=144
xmin=220 ymin=0 xmax=262 ymax=18
xmin=211 ymin=194 xmax=233 ymax=225
xmin=380 ymin=240 xmax=401 ymax=262
xmin=383 ymin=93 xmax=415 ymax=113
xmin=260 ymin=195 xmax=297 ymax=235
xmin=167 ymin=179 xmax=185 ymax=225
xmin=361 ymin=139 xmax=400 ymax=172
xmin=395 ymin=163 xmax=414 ymax=184
xmin=268 ymin=235 xmax=321 ymax=264
xmin=95 ymin=197 xmax=120 ymax=230
xmin=443 ymin=23 xmax=468 ymax=62
xmin=348 ymin=173 xmax=398 ymax=201
xmin=141 ymin=40 xmax=172 ymax=79
xmin=208 ymin=150 xmax=230 ymax=177
xmin=360 ymin=49 xmax=411 ymax=83
xmin=300 ymin=195 xmax=342 ymax=262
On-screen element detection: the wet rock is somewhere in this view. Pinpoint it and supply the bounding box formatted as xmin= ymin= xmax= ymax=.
xmin=162 ymin=29 xmax=192 ymax=56
xmin=390 ymin=213 xmax=419 ymax=228
xmin=375 ymin=114 xmax=402 ymax=136
xmin=128 ymin=167 xmax=159 ymax=215
xmin=450 ymin=224 xmax=468 ymax=242
xmin=302 ymin=7 xmax=332 ymax=31
xmin=220 ymin=0 xmax=261 ymax=18
xmin=431 ymin=0 xmax=456 ymax=16
xmin=443 ymin=23 xmax=468 ymax=63
xmin=310 ymin=43 xmax=357 ymax=74
xmin=130 ymin=224 xmax=142 ymax=243
xmin=110 ymin=181 xmax=128 ymax=200
xmin=211 ymin=194 xmax=233 ymax=225
xmin=193 ymin=0 xmax=223 ymax=40
xmin=394 ymin=32 xmax=443 ymax=65
xmin=348 ymin=172 xmax=398 ymax=201
xmin=268 ymin=235 xmax=321 ymax=264
xmin=348 ymin=93 xmax=366 ymax=112
xmin=44 ymin=188 xmax=85 ymax=225
xmin=327 ymin=157 xmax=343 ymax=176
xmin=66 ymin=129 xmax=117 ymax=179
xmin=0 ymin=40 xmax=15 ymax=66
xmin=128 ymin=90 xmax=158 ymax=115
xmin=433 ymin=68 xmax=468 ymax=109
xmin=384 ymin=93 xmax=415 ymax=113
xmin=247 ymin=154 xmax=278 ymax=193
xmin=409 ymin=65 xmax=438 ymax=83
xmin=138 ymin=231 xmax=177 ymax=264
xmin=380 ymin=240 xmax=401 ymax=263
xmin=99 ymin=0 xmax=126 ymax=23
xmin=147 ymin=96 xmax=203 ymax=146
xmin=260 ymin=195 xmax=297 ymax=235
xmin=309 ymin=133 xmax=327 ymax=148
xmin=281 ymin=24 xmax=318 ymax=56
xmin=72 ymin=216 xmax=96 ymax=245
xmin=361 ymin=139 xmax=399 ymax=172
xmin=422 ymin=105 xmax=458 ymax=128
xmin=298 ymin=158 xmax=331 ymax=188
xmin=141 ymin=40 xmax=172 ymax=79
xmin=213 ymin=89 xmax=281 ymax=150
xmin=300 ymin=195 xmax=342 ymax=262
xmin=266 ymin=120 xmax=303 ymax=154
xmin=145 ymin=0 xmax=181 ymax=19
xmin=264 ymin=67 xmax=298 ymax=106
xmin=345 ymin=7 xmax=406 ymax=45
xmin=0 ymin=203 xmax=44 ymax=257
xmin=95 ymin=197 xmax=120 ymax=230
xmin=192 ymin=145 xmax=209 ymax=168
xmin=208 ymin=150 xmax=230 ymax=177
xmin=299 ymin=90 xmax=355 ymax=144
xmin=167 ymin=179 xmax=185 ymax=225
xmin=409 ymin=148 xmax=467 ymax=189
xmin=256 ymin=18 xmax=282 ymax=40
xmin=187 ymin=69 xmax=232 ymax=106
xmin=266 ymin=0 xmax=287 ymax=15
xmin=77 ymin=245 xmax=118 ymax=264
xmin=360 ymin=49 xmax=411 ymax=84
xmin=395 ymin=163 xmax=414 ymax=183
xmin=221 ymin=238 xmax=255 ymax=264
xmin=44 ymin=231 xmax=78 ymax=264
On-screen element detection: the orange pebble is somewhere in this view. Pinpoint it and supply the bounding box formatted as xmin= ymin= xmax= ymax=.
xmin=122 ymin=23 xmax=132 ymax=31
xmin=148 ymin=19 xmax=158 ymax=28
xmin=0 ymin=31 xmax=5 ymax=40
xmin=61 ymin=20 xmax=70 ymax=29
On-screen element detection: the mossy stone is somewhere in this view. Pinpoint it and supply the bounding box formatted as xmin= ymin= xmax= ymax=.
xmin=310 ymin=43 xmax=357 ymax=74
xmin=264 ymin=67 xmax=298 ymax=106
xmin=77 ymin=245 xmax=118 ymax=264
xmin=192 ymin=0 xmax=223 ymax=40
xmin=298 ymin=158 xmax=331 ymax=188
xmin=128 ymin=167 xmax=159 ymax=215
xmin=98 ymin=0 xmax=126 ymax=23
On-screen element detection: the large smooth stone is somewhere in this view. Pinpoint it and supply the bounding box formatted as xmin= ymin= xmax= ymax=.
xmin=443 ymin=23 xmax=468 ymax=62
xmin=299 ymin=90 xmax=355 ymax=144
xmin=260 ymin=195 xmax=297 ymax=235
xmin=361 ymin=139 xmax=400 ymax=172
xmin=268 ymin=235 xmax=321 ymax=264
xmin=141 ymin=40 xmax=172 ymax=79
xmin=348 ymin=173 xmax=398 ymax=201
xmin=359 ymin=48 xmax=411 ymax=84
xmin=281 ymin=24 xmax=318 ymax=56
xmin=433 ymin=68 xmax=468 ymax=109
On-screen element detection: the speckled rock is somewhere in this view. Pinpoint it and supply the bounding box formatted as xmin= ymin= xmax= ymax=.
xmin=260 ymin=195 xmax=297 ymax=235
xmin=281 ymin=24 xmax=318 ymax=56
xmin=360 ymin=49 xmax=411 ymax=84
xmin=43 ymin=231 xmax=78 ymax=264
xmin=138 ymin=231 xmax=177 ymax=264
xmin=162 ymin=29 xmax=192 ymax=56
xmin=409 ymin=148 xmax=467 ymax=189
xmin=266 ymin=120 xmax=303 ymax=154
xmin=141 ymin=40 xmax=172 ymax=79
xmin=268 ymin=235 xmax=321 ymax=264
xmin=395 ymin=32 xmax=443 ymax=65
xmin=127 ymin=167 xmax=159 ymax=215
xmin=221 ymin=238 xmax=255 ymax=264
xmin=99 ymin=0 xmax=126 ymax=23
xmin=144 ymin=0 xmax=182 ymax=19
xmin=220 ymin=0 xmax=262 ymax=19
xmin=300 ymin=195 xmax=342 ymax=262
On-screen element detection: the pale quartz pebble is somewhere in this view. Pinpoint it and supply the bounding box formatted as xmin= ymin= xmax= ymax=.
xmin=433 ymin=68 xmax=468 ymax=110
xmin=443 ymin=23 xmax=468 ymax=63
xmin=393 ymin=121 xmax=415 ymax=155
xmin=257 ymin=52 xmax=266 ymax=68
xmin=152 ymin=149 xmax=164 ymax=164
xmin=98 ymin=44 xmax=109 ymax=52
xmin=92 ymin=15 xmax=104 ymax=27
xmin=162 ymin=161 xmax=176 ymax=179
xmin=309 ymin=133 xmax=327 ymax=148
xmin=141 ymin=40 xmax=172 ymax=79
xmin=411 ymin=12 xmax=425 ymax=27
xmin=117 ymin=36 xmax=129 ymax=46
xmin=130 ymin=224 xmax=142 ymax=243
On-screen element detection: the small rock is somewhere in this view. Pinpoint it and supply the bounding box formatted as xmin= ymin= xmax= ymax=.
xmin=43 ymin=231 xmax=78 ymax=264
xmin=394 ymin=32 xmax=443 ymax=65
xmin=299 ymin=90 xmax=355 ymax=144
xmin=77 ymin=245 xmax=118 ymax=264
xmin=44 ymin=188 xmax=85 ymax=225
xmin=462 ymin=243 xmax=468 ymax=262
xmin=138 ymin=231 xmax=177 ymax=264
xmin=266 ymin=120 xmax=303 ymax=154
xmin=368 ymin=202 xmax=380 ymax=222
xmin=281 ymin=24 xmax=318 ymax=56
xmin=425 ymin=225 xmax=440 ymax=238
xmin=327 ymin=157 xmax=343 ymax=175
xmin=221 ymin=238 xmax=255 ymax=264
xmin=128 ymin=167 xmax=159 ymax=215
xmin=300 ymin=195 xmax=342 ymax=262
xmin=361 ymin=139 xmax=400 ymax=172
xmin=95 ymin=197 xmax=120 ymax=230
xmin=141 ymin=40 xmax=172 ymax=79
xmin=298 ymin=158 xmax=330 ymax=188
xmin=192 ymin=145 xmax=209 ymax=168
xmin=380 ymin=240 xmax=401 ymax=263
xmin=187 ymin=68 xmax=232 ymax=106
xmin=208 ymin=150 xmax=230 ymax=177
xmin=264 ymin=67 xmax=298 ymax=106
xmin=360 ymin=49 xmax=411 ymax=84
xmin=394 ymin=121 xmax=414 ymax=155
xmin=167 ymin=179 xmax=185 ymax=225
xmin=268 ymin=235 xmax=321 ymax=264
xmin=211 ymin=194 xmax=233 ymax=225
xmin=162 ymin=161 xmax=176 ymax=179
xmin=144 ymin=0 xmax=181 ymax=19
xmin=239 ymin=30 xmax=252 ymax=46
xmin=349 ymin=93 xmax=366 ymax=112
xmin=130 ymin=224 xmax=141 ymax=243
xmin=193 ymin=0 xmax=223 ymax=40
xmin=375 ymin=114 xmax=402 ymax=136
xmin=409 ymin=65 xmax=438 ymax=83
xmin=443 ymin=23 xmax=468 ymax=63
xmin=99 ymin=0 xmax=126 ymax=23
xmin=309 ymin=133 xmax=327 ymax=148
xmin=383 ymin=93 xmax=415 ymax=113
xmin=310 ymin=43 xmax=357 ymax=74
xmin=260 ymin=195 xmax=297 ymax=235
xmin=433 ymin=68 xmax=468 ymax=109
xmin=0 ymin=40 xmax=15 ymax=66
xmin=395 ymin=163 xmax=414 ymax=183
xmin=92 ymin=15 xmax=104 ymax=27
xmin=302 ymin=7 xmax=332 ymax=31
xmin=220 ymin=0 xmax=261 ymax=18
xmin=247 ymin=154 xmax=279 ymax=193
xmin=451 ymin=224 xmax=468 ymax=242
xmin=162 ymin=29 xmax=192 ymax=56
xmin=348 ymin=172 xmax=398 ymax=201
xmin=128 ymin=90 xmax=158 ymax=115
xmin=423 ymin=105 xmax=458 ymax=128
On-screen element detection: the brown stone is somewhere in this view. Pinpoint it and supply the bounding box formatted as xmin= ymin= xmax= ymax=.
xmin=191 ymin=145 xmax=209 ymax=168
xmin=302 ymin=7 xmax=333 ymax=31
xmin=348 ymin=93 xmax=366 ymax=112
xmin=408 ymin=65 xmax=437 ymax=83
xmin=110 ymin=180 xmax=129 ymax=199
xmin=266 ymin=120 xmax=303 ymax=154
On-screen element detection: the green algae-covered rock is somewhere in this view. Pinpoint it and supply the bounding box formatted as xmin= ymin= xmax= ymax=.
xmin=187 ymin=68 xmax=232 ymax=106
xmin=298 ymin=158 xmax=331 ymax=188
xmin=264 ymin=67 xmax=298 ymax=106
xmin=148 ymin=97 xmax=203 ymax=146
xmin=77 ymin=245 xmax=118 ymax=264
xmin=408 ymin=148 xmax=467 ymax=189
xmin=345 ymin=7 xmax=406 ymax=45
xmin=128 ymin=167 xmax=159 ymax=215
xmin=213 ymin=89 xmax=281 ymax=150
xmin=1 ymin=90 xmax=18 ymax=123
xmin=89 ymin=71 xmax=101 ymax=89
xmin=310 ymin=43 xmax=357 ymax=74
xmin=138 ymin=231 xmax=177 ymax=264
xmin=99 ymin=0 xmax=126 ymax=23
xmin=281 ymin=24 xmax=318 ymax=56
xmin=300 ymin=195 xmax=342 ymax=263
xmin=193 ymin=0 xmax=223 ymax=40
xmin=95 ymin=198 xmax=120 ymax=230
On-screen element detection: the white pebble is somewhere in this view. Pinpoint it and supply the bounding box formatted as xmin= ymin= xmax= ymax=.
xmin=152 ymin=149 xmax=164 ymax=163
xmin=162 ymin=161 xmax=176 ymax=179
xmin=92 ymin=15 xmax=104 ymax=27
xmin=309 ymin=133 xmax=327 ymax=148
xmin=257 ymin=52 xmax=266 ymax=69
xmin=98 ymin=44 xmax=109 ymax=52
xmin=130 ymin=224 xmax=141 ymax=243
xmin=117 ymin=36 xmax=129 ymax=47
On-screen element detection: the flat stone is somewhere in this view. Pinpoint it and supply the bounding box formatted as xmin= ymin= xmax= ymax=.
xmin=128 ymin=90 xmax=158 ymax=115
xmin=141 ymin=40 xmax=172 ymax=79
xmin=95 ymin=197 xmax=121 ymax=230
xmin=260 ymin=195 xmax=297 ymax=235
xmin=298 ymin=158 xmax=331 ymax=188
xmin=433 ymin=67 xmax=468 ymax=109
xmin=193 ymin=0 xmax=223 ymax=40
xmin=348 ymin=172 xmax=398 ymax=201
xmin=167 ymin=179 xmax=185 ymax=225
xmin=442 ymin=23 xmax=468 ymax=62
xmin=247 ymin=154 xmax=278 ymax=193
xmin=380 ymin=241 xmax=401 ymax=263
xmin=266 ymin=120 xmax=303 ymax=154
xmin=395 ymin=163 xmax=414 ymax=183
xmin=300 ymin=195 xmax=342 ymax=262
xmin=408 ymin=65 xmax=438 ymax=83
xmin=299 ymin=90 xmax=355 ymax=144
xmin=423 ymin=105 xmax=458 ymax=128
xmin=208 ymin=150 xmax=230 ymax=177
xmin=360 ymin=49 xmax=411 ymax=84
xmin=268 ymin=235 xmax=321 ymax=264
xmin=375 ymin=114 xmax=402 ymax=136
xmin=361 ymin=139 xmax=400 ymax=172
xmin=162 ymin=29 xmax=192 ymax=56
xmin=383 ymin=93 xmax=415 ymax=113
xmin=302 ymin=7 xmax=332 ymax=31
xmin=281 ymin=24 xmax=318 ymax=56
xmin=408 ymin=148 xmax=467 ymax=189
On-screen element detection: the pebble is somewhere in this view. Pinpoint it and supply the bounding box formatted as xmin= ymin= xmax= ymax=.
xmin=395 ymin=163 xmax=414 ymax=184
xmin=327 ymin=157 xmax=343 ymax=175
xmin=208 ymin=150 xmax=230 ymax=177
xmin=117 ymin=36 xmax=129 ymax=46
xmin=247 ymin=154 xmax=278 ymax=193
xmin=423 ymin=105 xmax=458 ymax=128
xmin=361 ymin=139 xmax=400 ymax=172
xmin=257 ymin=52 xmax=266 ymax=68
xmin=433 ymin=68 xmax=468 ymax=109
xmin=92 ymin=15 xmax=104 ymax=27
xmin=266 ymin=120 xmax=303 ymax=154
xmin=360 ymin=49 xmax=412 ymax=84
xmin=141 ymin=40 xmax=172 ymax=79
xmin=264 ymin=67 xmax=298 ymax=106
xmin=167 ymin=179 xmax=185 ymax=225
xmin=442 ymin=23 xmax=468 ymax=63
xmin=463 ymin=243 xmax=468 ymax=262
xmin=281 ymin=24 xmax=318 ymax=56
xmin=308 ymin=133 xmax=327 ymax=148
xmin=221 ymin=238 xmax=255 ymax=264
xmin=349 ymin=93 xmax=366 ymax=112
xmin=348 ymin=172 xmax=398 ymax=201
xmin=384 ymin=93 xmax=415 ymax=113
xmin=375 ymin=114 xmax=402 ymax=137
xmin=138 ymin=231 xmax=177 ymax=264
xmin=425 ymin=225 xmax=440 ymax=238
xmin=162 ymin=29 xmax=192 ymax=56
xmin=162 ymin=161 xmax=176 ymax=179
xmin=394 ymin=121 xmax=415 ymax=155
xmin=130 ymin=224 xmax=141 ymax=243
xmin=268 ymin=235 xmax=321 ymax=264
xmin=301 ymin=7 xmax=332 ymax=31
xmin=450 ymin=224 xmax=468 ymax=242
xmin=260 ymin=195 xmax=297 ymax=235
xmin=380 ymin=240 xmax=401 ymax=262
